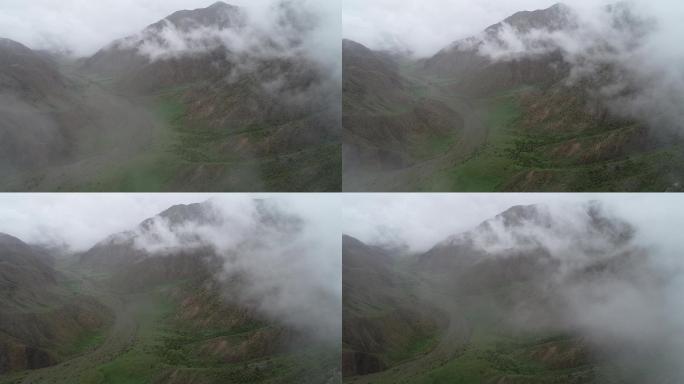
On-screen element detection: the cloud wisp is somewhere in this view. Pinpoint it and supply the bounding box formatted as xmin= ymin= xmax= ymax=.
xmin=475 ymin=1 xmax=684 ymax=134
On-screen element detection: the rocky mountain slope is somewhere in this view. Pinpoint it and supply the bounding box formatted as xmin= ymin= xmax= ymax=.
xmin=342 ymin=40 xmax=465 ymax=188
xmin=342 ymin=235 xmax=445 ymax=377
xmin=0 ymin=234 xmax=110 ymax=374
xmin=0 ymin=38 xmax=75 ymax=173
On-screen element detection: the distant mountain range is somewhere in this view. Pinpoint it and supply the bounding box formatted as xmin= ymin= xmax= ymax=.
xmin=343 ymin=2 xmax=684 ymax=192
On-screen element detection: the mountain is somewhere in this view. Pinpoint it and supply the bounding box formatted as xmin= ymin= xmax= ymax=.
xmin=0 ymin=38 xmax=66 ymax=99
xmin=343 ymin=2 xmax=684 ymax=192
xmin=78 ymin=201 xmax=219 ymax=274
xmin=420 ymin=202 xmax=634 ymax=273
xmin=63 ymin=199 xmax=337 ymax=384
xmin=0 ymin=234 xmax=110 ymax=374
xmin=343 ymin=203 xmax=666 ymax=383
xmin=2 ymin=200 xmax=338 ymax=383
xmin=2 ymin=1 xmax=340 ymax=192
xmin=0 ymin=38 xmax=74 ymax=172
xmin=342 ymin=236 xmax=445 ymax=377
xmin=79 ymin=199 xmax=302 ymax=280
xmin=342 ymin=40 xmax=465 ymax=190
xmin=423 ymin=3 xmax=573 ymax=96
xmin=83 ymin=1 xmax=340 ymax=192
xmin=83 ymin=1 xmax=246 ymax=89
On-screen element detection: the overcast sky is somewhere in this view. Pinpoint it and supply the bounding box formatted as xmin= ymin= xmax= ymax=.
xmin=343 ymin=0 xmax=616 ymax=57
xmin=343 ymin=194 xmax=684 ymax=257
xmin=0 ymin=193 xmax=339 ymax=252
xmin=0 ymin=0 xmax=340 ymax=56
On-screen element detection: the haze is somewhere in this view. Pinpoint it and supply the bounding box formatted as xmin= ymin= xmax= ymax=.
xmin=0 ymin=193 xmax=338 ymax=252
xmin=343 ymin=194 xmax=684 ymax=255
xmin=0 ymin=0 xmax=340 ymax=57
xmin=343 ymin=0 xmax=676 ymax=57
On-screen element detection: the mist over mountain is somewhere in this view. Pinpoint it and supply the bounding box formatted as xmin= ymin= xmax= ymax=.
xmin=0 ymin=0 xmax=341 ymax=192
xmin=79 ymin=197 xmax=340 ymax=342
xmin=0 ymin=234 xmax=110 ymax=374
xmin=0 ymin=38 xmax=74 ymax=173
xmin=343 ymin=1 xmax=684 ymax=192
xmin=0 ymin=196 xmax=340 ymax=383
xmin=343 ymin=200 xmax=684 ymax=383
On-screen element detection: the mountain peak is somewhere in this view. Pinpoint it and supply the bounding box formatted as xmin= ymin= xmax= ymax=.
xmin=140 ymin=201 xmax=220 ymax=230
xmin=207 ymin=1 xmax=233 ymax=9
xmin=487 ymin=2 xmax=575 ymax=35
xmin=154 ymin=0 xmax=244 ymax=32
xmin=493 ymin=204 xmax=550 ymax=228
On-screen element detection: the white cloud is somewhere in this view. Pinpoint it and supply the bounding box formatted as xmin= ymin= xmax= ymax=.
xmin=0 ymin=193 xmax=341 ymax=342
xmin=343 ymin=0 xmax=613 ymax=57
xmin=344 ymin=193 xmax=684 ymax=379
xmin=343 ymin=193 xmax=684 ymax=253
xmin=0 ymin=0 xmax=340 ymax=59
